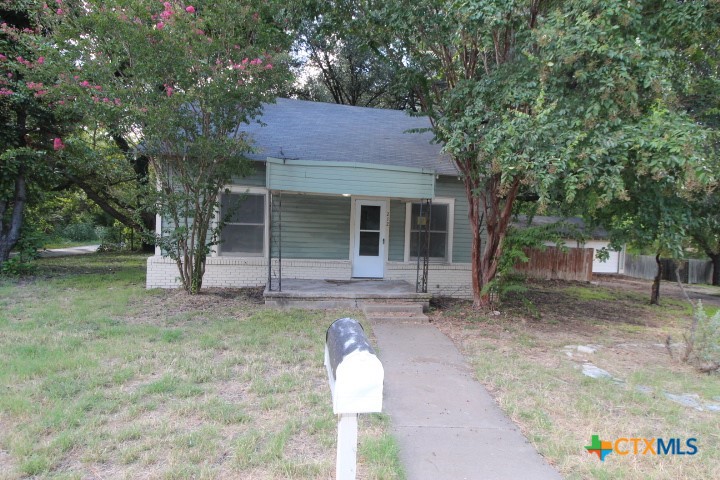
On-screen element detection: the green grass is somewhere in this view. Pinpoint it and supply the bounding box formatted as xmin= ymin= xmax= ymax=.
xmin=0 ymin=253 xmax=402 ymax=479
xmin=564 ymin=285 xmax=615 ymax=302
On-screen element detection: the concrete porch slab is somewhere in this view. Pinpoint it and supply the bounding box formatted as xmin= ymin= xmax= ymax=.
xmin=264 ymin=278 xmax=431 ymax=309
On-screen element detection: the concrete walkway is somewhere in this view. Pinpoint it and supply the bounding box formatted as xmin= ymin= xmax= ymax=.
xmin=372 ymin=321 xmax=562 ymax=480
xmin=38 ymin=245 xmax=100 ymax=258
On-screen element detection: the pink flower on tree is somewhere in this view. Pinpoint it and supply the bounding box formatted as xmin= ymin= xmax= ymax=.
xmin=37 ymin=56 xmax=45 ymax=64
xmin=0 ymin=54 xmax=6 ymax=61
xmin=0 ymin=88 xmax=13 ymax=96
xmin=156 ymin=21 xmax=165 ymax=30
xmin=56 ymin=8 xmax=64 ymax=15
xmin=265 ymin=64 xmax=273 ymax=70
xmin=53 ymin=138 xmax=65 ymax=150
xmin=164 ymin=84 xmax=174 ymax=96
xmin=185 ymin=6 xmax=195 ymax=13
xmin=160 ymin=10 xmax=172 ymax=20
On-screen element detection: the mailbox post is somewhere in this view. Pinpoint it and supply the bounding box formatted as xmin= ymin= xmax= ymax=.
xmin=325 ymin=318 xmax=384 ymax=480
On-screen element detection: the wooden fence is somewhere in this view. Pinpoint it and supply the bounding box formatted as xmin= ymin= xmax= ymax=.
xmin=623 ymin=255 xmax=714 ymax=285
xmin=513 ymin=246 xmax=594 ymax=282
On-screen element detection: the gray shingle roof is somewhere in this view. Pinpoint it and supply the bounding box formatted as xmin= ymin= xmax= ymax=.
xmin=241 ymin=98 xmax=457 ymax=176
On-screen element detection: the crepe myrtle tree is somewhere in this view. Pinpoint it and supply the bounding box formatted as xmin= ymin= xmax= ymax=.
xmin=0 ymin=1 xmax=74 ymax=267
xmin=44 ymin=0 xmax=293 ymax=293
xmin=360 ymin=0 xmax=716 ymax=307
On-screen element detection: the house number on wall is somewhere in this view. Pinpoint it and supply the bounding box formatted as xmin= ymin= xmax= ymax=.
xmin=386 ymin=211 xmax=390 ymax=227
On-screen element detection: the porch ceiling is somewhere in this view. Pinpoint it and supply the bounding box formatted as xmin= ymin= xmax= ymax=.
xmin=265 ymin=157 xmax=435 ymax=199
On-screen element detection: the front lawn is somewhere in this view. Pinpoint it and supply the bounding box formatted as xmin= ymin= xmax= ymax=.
xmin=0 ymin=254 xmax=401 ymax=479
xmin=433 ymin=279 xmax=720 ymax=480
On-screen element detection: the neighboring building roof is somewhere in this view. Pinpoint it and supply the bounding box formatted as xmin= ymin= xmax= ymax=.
xmin=513 ymin=215 xmax=610 ymax=240
xmin=241 ymin=98 xmax=458 ymax=176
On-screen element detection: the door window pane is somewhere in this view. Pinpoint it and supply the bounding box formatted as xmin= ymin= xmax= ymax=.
xmin=359 ymin=231 xmax=380 ymax=256
xmin=360 ymin=205 xmax=381 ymax=231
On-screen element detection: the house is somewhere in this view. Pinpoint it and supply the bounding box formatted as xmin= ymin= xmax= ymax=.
xmin=146 ymin=98 xmax=478 ymax=298
xmin=514 ymin=215 xmax=626 ymax=274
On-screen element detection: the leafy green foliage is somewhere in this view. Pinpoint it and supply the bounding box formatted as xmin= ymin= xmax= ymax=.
xmin=0 ymin=224 xmax=42 ymax=275
xmin=359 ymin=0 xmax=717 ymax=306
xmin=293 ymin=7 xmax=416 ymax=109
xmin=44 ymin=0 xmax=295 ymax=292
xmin=0 ymin=1 xmax=74 ymax=265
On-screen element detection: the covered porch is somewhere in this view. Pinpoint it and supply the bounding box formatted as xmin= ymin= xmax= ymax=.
xmin=264 ymin=157 xmax=436 ymax=297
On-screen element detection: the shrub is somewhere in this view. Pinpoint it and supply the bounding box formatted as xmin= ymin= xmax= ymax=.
xmin=0 ymin=229 xmax=43 ymax=276
xmin=686 ymin=301 xmax=720 ymax=372
xmin=61 ymin=223 xmax=98 ymax=242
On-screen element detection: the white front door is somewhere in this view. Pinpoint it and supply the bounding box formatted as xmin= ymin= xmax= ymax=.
xmin=352 ymin=200 xmax=387 ymax=278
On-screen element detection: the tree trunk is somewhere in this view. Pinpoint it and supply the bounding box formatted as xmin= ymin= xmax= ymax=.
xmin=469 ymin=194 xmax=483 ymax=307
xmin=0 ymin=168 xmax=27 ymax=264
xmin=459 ymin=167 xmax=521 ymax=309
xmin=475 ymin=176 xmax=521 ymax=308
xmin=650 ymin=253 xmax=662 ymax=305
xmin=708 ymin=253 xmax=720 ymax=286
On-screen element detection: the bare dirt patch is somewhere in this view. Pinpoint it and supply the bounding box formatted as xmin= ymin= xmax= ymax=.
xmin=126 ymin=287 xmax=264 ymax=324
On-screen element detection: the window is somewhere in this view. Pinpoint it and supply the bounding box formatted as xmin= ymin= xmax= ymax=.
xmin=219 ymin=192 xmax=265 ymax=256
xmin=409 ymin=202 xmax=450 ymax=260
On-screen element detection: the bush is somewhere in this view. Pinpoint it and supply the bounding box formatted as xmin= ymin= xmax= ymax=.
xmin=95 ymin=225 xmax=124 ymax=246
xmin=0 ymin=229 xmax=43 ymax=276
xmin=688 ymin=301 xmax=720 ymax=372
xmin=61 ymin=223 xmax=98 ymax=242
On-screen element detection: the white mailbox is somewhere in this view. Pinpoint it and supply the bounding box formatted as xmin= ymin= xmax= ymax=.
xmin=325 ymin=318 xmax=384 ymax=480
xmin=325 ymin=317 xmax=384 ymax=414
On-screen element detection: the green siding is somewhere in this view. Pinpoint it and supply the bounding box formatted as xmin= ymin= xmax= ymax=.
xmin=387 ymin=178 xmax=479 ymax=264
xmin=231 ymin=163 xmax=266 ymax=187
xmin=435 ymin=176 xmax=480 ymax=264
xmin=388 ymin=200 xmax=406 ymax=261
xmin=276 ymin=194 xmax=350 ymax=260
xmin=266 ymin=158 xmax=434 ymax=198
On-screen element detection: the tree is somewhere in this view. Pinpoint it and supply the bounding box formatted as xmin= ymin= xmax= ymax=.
xmin=596 ymin=1 xmax=720 ymax=298
xmin=292 ymin=3 xmax=417 ymax=110
xmin=689 ymin=192 xmax=720 ymax=286
xmin=294 ymin=25 xmax=416 ymax=109
xmin=590 ymin=109 xmax=709 ymax=304
xmin=359 ymin=0 xmax=715 ymax=307
xmin=681 ymin=21 xmax=720 ymax=286
xmin=0 ymin=1 xmax=71 ymax=266
xmin=46 ymin=0 xmax=293 ymax=293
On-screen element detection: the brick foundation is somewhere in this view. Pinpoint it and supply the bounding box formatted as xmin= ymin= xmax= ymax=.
xmin=146 ymin=256 xmax=472 ymax=299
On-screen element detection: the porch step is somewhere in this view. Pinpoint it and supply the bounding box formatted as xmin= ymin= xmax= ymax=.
xmin=361 ymin=303 xmax=429 ymax=323
xmin=361 ymin=303 xmax=425 ymax=314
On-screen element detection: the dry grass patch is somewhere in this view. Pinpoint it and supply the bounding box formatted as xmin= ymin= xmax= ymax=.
xmin=432 ymin=279 xmax=720 ymax=480
xmin=0 ymin=254 xmax=402 ymax=479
